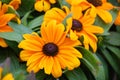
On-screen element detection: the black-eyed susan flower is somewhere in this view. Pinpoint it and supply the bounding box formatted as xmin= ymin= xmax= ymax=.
xmin=34 ymin=0 xmax=56 ymax=12
xmin=44 ymin=6 xmax=104 ymax=52
xmin=18 ymin=20 xmax=82 ymax=78
xmin=86 ymin=0 xmax=114 ymax=23
xmin=114 ymin=11 xmax=120 ymax=25
xmin=66 ymin=0 xmax=114 ymax=23
xmin=0 ymin=67 xmax=14 ymax=80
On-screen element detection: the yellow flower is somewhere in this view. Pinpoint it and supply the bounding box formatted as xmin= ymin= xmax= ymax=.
xmin=114 ymin=11 xmax=120 ymax=25
xmin=86 ymin=0 xmax=114 ymax=23
xmin=0 ymin=67 xmax=14 ymax=80
xmin=0 ymin=1 xmax=16 ymax=47
xmin=34 ymin=0 xmax=56 ymax=12
xmin=66 ymin=0 xmax=114 ymax=23
xmin=18 ymin=20 xmax=82 ymax=78
xmin=9 ymin=0 xmax=21 ymax=10
xmin=44 ymin=6 xmax=104 ymax=52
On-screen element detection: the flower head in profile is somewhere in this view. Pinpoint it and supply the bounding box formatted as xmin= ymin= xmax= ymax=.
xmin=114 ymin=11 xmax=120 ymax=25
xmin=34 ymin=0 xmax=56 ymax=12
xmin=18 ymin=20 xmax=82 ymax=78
xmin=9 ymin=0 xmax=21 ymax=10
xmin=0 ymin=1 xmax=18 ymax=47
xmin=0 ymin=67 xmax=14 ymax=80
xmin=44 ymin=6 xmax=104 ymax=52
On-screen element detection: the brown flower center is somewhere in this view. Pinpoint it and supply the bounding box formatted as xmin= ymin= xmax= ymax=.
xmin=42 ymin=43 xmax=58 ymax=56
xmin=87 ymin=0 xmax=102 ymax=7
xmin=72 ymin=19 xmax=83 ymax=32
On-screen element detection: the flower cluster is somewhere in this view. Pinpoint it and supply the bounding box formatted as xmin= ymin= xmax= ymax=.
xmin=0 ymin=0 xmax=120 ymax=80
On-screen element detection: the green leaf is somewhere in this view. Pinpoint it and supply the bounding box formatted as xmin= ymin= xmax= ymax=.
xmin=100 ymin=47 xmax=120 ymax=76
xmin=5 ymin=40 xmax=20 ymax=54
xmin=28 ymin=15 xmax=44 ymax=29
xmin=106 ymin=32 xmax=120 ymax=46
xmin=7 ymin=7 xmax=20 ymax=17
xmin=8 ymin=22 xmax=33 ymax=34
xmin=0 ymin=22 xmax=33 ymax=42
xmin=116 ymin=26 xmax=120 ymax=32
xmin=65 ymin=67 xmax=88 ymax=80
xmin=0 ymin=32 xmax=23 ymax=43
xmin=96 ymin=54 xmax=109 ymax=80
xmin=14 ymin=70 xmax=26 ymax=80
xmin=77 ymin=47 xmax=106 ymax=80
xmin=108 ymin=0 xmax=120 ymax=6
xmin=94 ymin=9 xmax=118 ymax=35
xmin=107 ymin=45 xmax=120 ymax=59
xmin=21 ymin=11 xmax=32 ymax=26
xmin=36 ymin=70 xmax=47 ymax=80
xmin=58 ymin=0 xmax=70 ymax=8
xmin=62 ymin=13 xmax=72 ymax=31
xmin=0 ymin=47 xmax=20 ymax=72
xmin=17 ymin=0 xmax=35 ymax=16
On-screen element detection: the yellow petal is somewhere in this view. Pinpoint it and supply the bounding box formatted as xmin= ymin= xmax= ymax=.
xmin=27 ymin=52 xmax=43 ymax=66
xmin=100 ymin=2 xmax=113 ymax=10
xmin=20 ymin=50 xmax=35 ymax=61
xmin=34 ymin=1 xmax=44 ymax=12
xmin=0 ymin=25 xmax=13 ymax=32
xmin=0 ymin=67 xmax=3 ymax=80
xmin=0 ymin=14 xmax=15 ymax=27
xmin=97 ymin=9 xmax=112 ymax=23
xmin=51 ymin=57 xmax=62 ymax=78
xmin=43 ymin=1 xmax=51 ymax=12
xmin=56 ymin=55 xmax=74 ymax=70
xmin=70 ymin=30 xmax=78 ymax=40
xmin=87 ymin=33 xmax=98 ymax=52
xmin=2 ymin=73 xmax=14 ymax=80
xmin=61 ymin=37 xmax=81 ymax=47
xmin=59 ymin=53 xmax=80 ymax=69
xmin=114 ymin=11 xmax=120 ymax=25
xmin=39 ymin=56 xmax=48 ymax=69
xmin=9 ymin=0 xmax=21 ymax=10
xmin=49 ymin=0 xmax=56 ymax=4
xmin=71 ymin=5 xmax=83 ymax=19
xmin=44 ymin=56 xmax=54 ymax=74
xmin=84 ymin=25 xmax=104 ymax=34
xmin=0 ymin=38 xmax=8 ymax=47
xmin=27 ymin=60 xmax=40 ymax=73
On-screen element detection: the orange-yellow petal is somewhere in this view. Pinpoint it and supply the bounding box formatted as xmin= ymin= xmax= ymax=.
xmin=84 ymin=25 xmax=104 ymax=34
xmin=100 ymin=2 xmax=113 ymax=10
xmin=20 ymin=50 xmax=35 ymax=61
xmin=18 ymin=40 xmax=42 ymax=51
xmin=51 ymin=57 xmax=62 ymax=78
xmin=9 ymin=0 xmax=21 ymax=10
xmin=27 ymin=60 xmax=40 ymax=73
xmin=0 ymin=67 xmax=2 ymax=80
xmin=71 ymin=5 xmax=83 ymax=19
xmin=49 ymin=0 xmax=56 ymax=4
xmin=0 ymin=14 xmax=15 ymax=27
xmin=96 ymin=9 xmax=112 ymax=23
xmin=114 ymin=11 xmax=120 ymax=25
xmin=44 ymin=56 xmax=54 ymax=74
xmin=0 ymin=25 xmax=13 ymax=32
xmin=34 ymin=1 xmax=44 ymax=12
xmin=2 ymin=73 xmax=14 ymax=80
xmin=27 ymin=52 xmax=43 ymax=66
xmin=0 ymin=38 xmax=8 ymax=47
